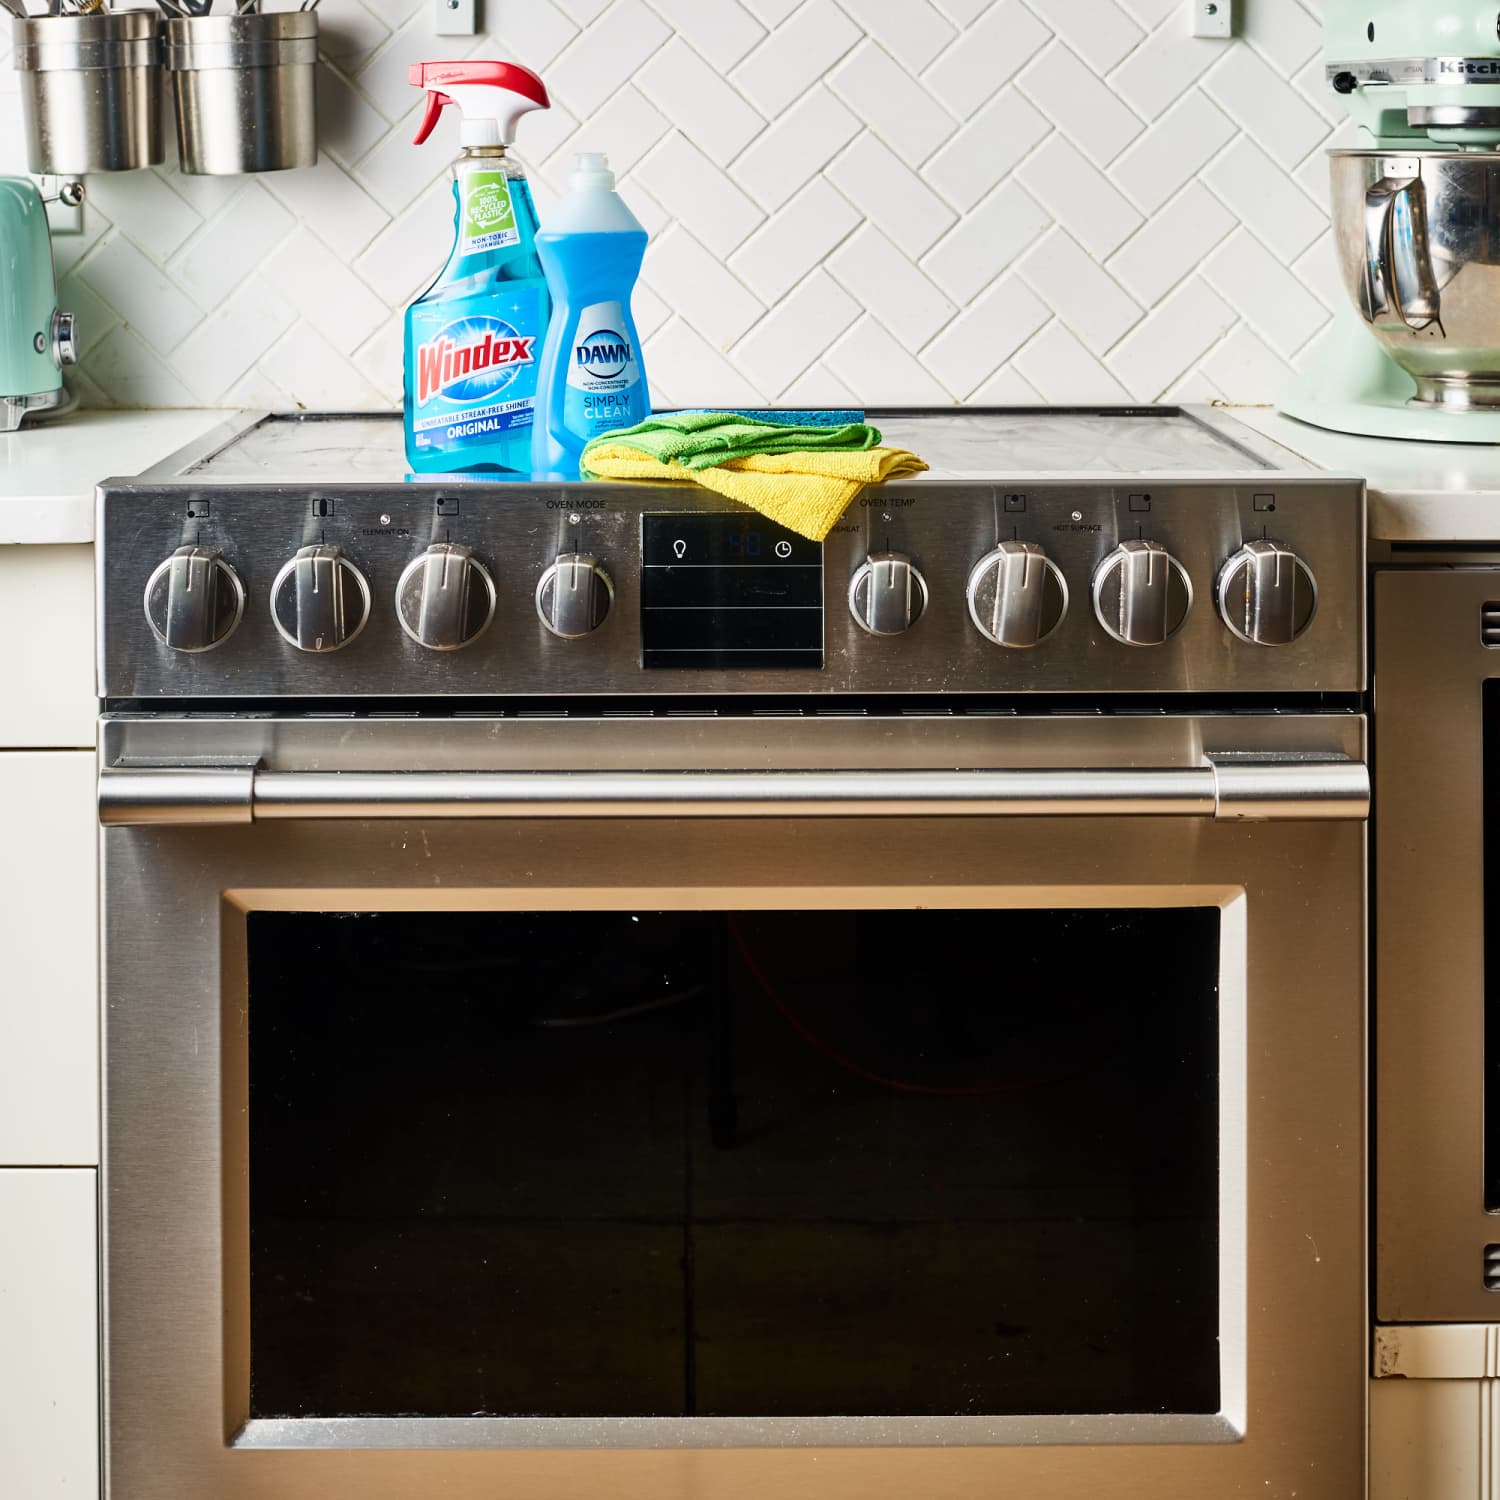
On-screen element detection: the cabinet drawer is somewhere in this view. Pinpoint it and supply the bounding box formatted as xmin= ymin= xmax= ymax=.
xmin=0 ymin=546 xmax=95 ymax=749
xmin=0 ymin=1169 xmax=98 ymax=1499
xmin=0 ymin=753 xmax=97 ymax=1164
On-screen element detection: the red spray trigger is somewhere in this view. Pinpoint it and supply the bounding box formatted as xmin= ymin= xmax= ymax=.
xmin=412 ymin=86 xmax=450 ymax=145
xmin=408 ymin=60 xmax=550 ymax=146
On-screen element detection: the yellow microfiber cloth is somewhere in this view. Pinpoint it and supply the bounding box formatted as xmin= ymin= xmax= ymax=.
xmin=580 ymin=413 xmax=928 ymax=542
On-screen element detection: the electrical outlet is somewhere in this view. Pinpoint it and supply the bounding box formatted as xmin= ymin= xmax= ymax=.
xmin=1191 ymin=0 xmax=1235 ymax=38
xmin=434 ymin=0 xmax=476 ymax=36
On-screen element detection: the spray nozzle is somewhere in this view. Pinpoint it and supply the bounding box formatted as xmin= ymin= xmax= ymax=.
xmin=409 ymin=60 xmax=549 ymax=149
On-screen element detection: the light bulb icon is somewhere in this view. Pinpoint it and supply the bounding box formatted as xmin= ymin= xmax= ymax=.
xmin=673 ymin=539 xmax=687 ymax=560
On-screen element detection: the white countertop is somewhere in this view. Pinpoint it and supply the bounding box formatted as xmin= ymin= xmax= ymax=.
xmin=0 ymin=409 xmax=227 ymax=545
xmin=1229 ymin=406 xmax=1500 ymax=543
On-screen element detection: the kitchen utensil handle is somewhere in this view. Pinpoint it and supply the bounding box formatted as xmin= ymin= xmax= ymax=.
xmin=1364 ymin=174 xmax=1442 ymax=334
xmin=98 ymin=757 xmax=1370 ymax=826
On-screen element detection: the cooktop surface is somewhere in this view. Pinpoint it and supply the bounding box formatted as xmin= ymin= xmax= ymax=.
xmin=161 ymin=407 xmax=1298 ymax=485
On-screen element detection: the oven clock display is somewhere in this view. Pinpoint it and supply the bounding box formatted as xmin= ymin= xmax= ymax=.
xmin=640 ymin=514 xmax=824 ymax=671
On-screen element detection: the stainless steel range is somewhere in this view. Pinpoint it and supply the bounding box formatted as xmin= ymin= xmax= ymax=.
xmin=96 ymin=407 xmax=1370 ymax=1500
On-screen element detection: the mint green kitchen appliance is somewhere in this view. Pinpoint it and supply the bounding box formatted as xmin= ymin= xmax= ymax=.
xmin=1280 ymin=0 xmax=1500 ymax=442
xmin=0 ymin=177 xmax=77 ymax=432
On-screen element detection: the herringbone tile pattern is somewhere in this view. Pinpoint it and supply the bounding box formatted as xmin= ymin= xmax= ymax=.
xmin=0 ymin=0 xmax=1350 ymax=411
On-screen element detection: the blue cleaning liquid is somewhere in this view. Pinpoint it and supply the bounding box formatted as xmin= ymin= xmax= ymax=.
xmin=404 ymin=163 xmax=550 ymax=474
xmin=531 ymin=156 xmax=650 ymax=478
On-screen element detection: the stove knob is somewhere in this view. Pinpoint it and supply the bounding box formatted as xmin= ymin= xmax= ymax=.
xmin=395 ymin=544 xmax=496 ymax=651
xmin=536 ymin=553 xmax=613 ymax=638
xmin=849 ymin=552 xmax=928 ymax=636
xmin=271 ymin=544 xmax=370 ymax=653
xmin=966 ymin=542 xmax=1068 ymax=648
xmin=1092 ymin=540 xmax=1192 ymax=647
xmin=1216 ymin=540 xmax=1317 ymax=647
xmin=144 ymin=545 xmax=245 ymax=653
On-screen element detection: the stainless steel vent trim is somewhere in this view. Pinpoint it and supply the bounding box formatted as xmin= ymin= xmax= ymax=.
xmin=98 ymin=757 xmax=1370 ymax=827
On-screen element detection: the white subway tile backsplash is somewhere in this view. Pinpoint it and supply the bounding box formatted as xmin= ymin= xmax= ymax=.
xmin=922 ymin=0 xmax=1049 ymax=116
xmin=730 ymin=269 xmax=860 ymax=396
xmin=637 ymin=38 xmax=766 ymax=167
xmin=730 ymin=0 xmax=862 ymax=118
xmin=643 ymin=318 xmax=764 ymax=405
xmin=265 ymin=228 xmax=391 ymax=355
xmin=826 ymin=315 xmax=954 ymax=405
xmin=356 ymin=109 xmax=452 ymax=214
xmin=1106 ymin=275 xmax=1236 ymax=396
xmin=1111 ymin=24 xmax=1223 ymax=123
xmin=487 ymin=0 xmax=584 ymax=70
xmin=827 ymin=226 xmax=957 ymax=348
xmin=1203 ymin=41 xmax=1330 ymax=169
xmin=316 ymin=63 xmax=393 ymax=170
xmin=355 ymin=179 xmax=454 ymax=306
xmin=1106 ymin=180 xmax=1236 ymax=307
xmin=263 ymin=156 xmax=391 ymax=259
xmin=837 ymin=0 xmax=956 ymax=72
xmin=1012 ymin=320 xmax=1134 ymax=405
xmin=1018 ymin=229 xmax=1141 ymax=354
xmin=634 ymin=132 xmax=764 ymax=257
xmin=828 ymin=40 xmax=957 ymax=166
xmin=168 ymin=281 xmax=296 ymax=402
xmin=88 ymin=325 xmax=199 ymax=408
xmin=1016 ymin=135 xmax=1142 ymax=258
xmin=731 ymin=85 xmax=861 ymax=212
xmin=643 ymin=226 xmax=766 ymax=348
xmin=33 ymin=0 xmax=1340 ymax=413
xmin=921 ymin=179 xmax=1050 ymax=306
xmin=1023 ymin=0 xmax=1143 ymax=74
xmin=537 ymin=0 xmax=669 ymax=116
xmin=1204 ymin=227 xmax=1330 ymax=358
xmin=729 ymin=176 xmax=860 ymax=303
xmin=167 ymin=182 xmax=295 ymax=310
xmin=1109 ymin=87 xmax=1237 ymax=215
xmin=76 ymin=235 xmax=201 ymax=356
xmin=79 ymin=172 xmax=202 ymax=263
xmin=824 ymin=133 xmax=956 ymax=258
xmin=260 ymin=323 xmax=390 ymax=409
xmin=642 ymin=0 xmax=765 ymax=70
xmin=1242 ymin=0 xmax=1322 ymax=74
xmin=1017 ymin=43 xmax=1144 ymax=166
xmin=1203 ymin=135 xmax=1327 ymax=262
xmin=924 ymin=88 xmax=1050 ymax=214
xmin=921 ymin=275 xmax=1050 ymax=399
xmin=545 ymin=85 xmax=671 ymax=178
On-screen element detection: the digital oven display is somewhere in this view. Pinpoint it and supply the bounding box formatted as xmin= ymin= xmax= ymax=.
xmin=640 ymin=513 xmax=824 ymax=671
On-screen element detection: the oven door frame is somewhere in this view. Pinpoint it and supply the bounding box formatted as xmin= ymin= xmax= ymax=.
xmin=100 ymin=712 xmax=1367 ymax=1500
xmin=1375 ymin=566 xmax=1500 ymax=1321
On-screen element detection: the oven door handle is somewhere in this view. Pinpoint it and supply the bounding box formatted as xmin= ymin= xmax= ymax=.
xmin=97 ymin=756 xmax=1370 ymax=826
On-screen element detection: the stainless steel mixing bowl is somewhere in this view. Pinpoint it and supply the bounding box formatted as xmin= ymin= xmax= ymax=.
xmin=1330 ymin=149 xmax=1500 ymax=409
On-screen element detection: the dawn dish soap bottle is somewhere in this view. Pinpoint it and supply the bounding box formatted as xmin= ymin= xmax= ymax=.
xmin=404 ymin=61 xmax=551 ymax=475
xmin=531 ymin=153 xmax=651 ymax=480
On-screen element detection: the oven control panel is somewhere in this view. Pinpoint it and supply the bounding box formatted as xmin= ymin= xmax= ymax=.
xmin=100 ymin=479 xmax=1365 ymax=699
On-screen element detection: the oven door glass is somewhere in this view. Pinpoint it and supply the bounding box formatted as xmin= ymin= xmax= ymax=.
xmin=246 ymin=907 xmax=1220 ymax=1422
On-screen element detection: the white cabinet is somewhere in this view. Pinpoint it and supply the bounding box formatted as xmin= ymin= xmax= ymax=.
xmin=0 ymin=752 xmax=98 ymax=1165
xmin=0 ymin=1169 xmax=98 ymax=1499
xmin=0 ymin=545 xmax=95 ymax=749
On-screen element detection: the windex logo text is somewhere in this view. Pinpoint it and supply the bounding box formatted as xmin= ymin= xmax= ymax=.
xmin=416 ymin=316 xmax=534 ymax=406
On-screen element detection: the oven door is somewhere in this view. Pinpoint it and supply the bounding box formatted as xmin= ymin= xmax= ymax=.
xmin=1375 ymin=567 xmax=1500 ymax=1321
xmin=99 ymin=712 xmax=1367 ymax=1500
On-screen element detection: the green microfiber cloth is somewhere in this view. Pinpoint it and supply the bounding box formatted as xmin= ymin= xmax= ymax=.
xmin=581 ymin=410 xmax=881 ymax=475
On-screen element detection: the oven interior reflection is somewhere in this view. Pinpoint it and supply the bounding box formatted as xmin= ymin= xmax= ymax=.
xmin=246 ymin=909 xmax=1220 ymax=1421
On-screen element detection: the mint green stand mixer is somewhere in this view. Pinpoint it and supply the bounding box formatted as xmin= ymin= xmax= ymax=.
xmin=0 ymin=176 xmax=78 ymax=433
xmin=1280 ymin=0 xmax=1500 ymax=443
